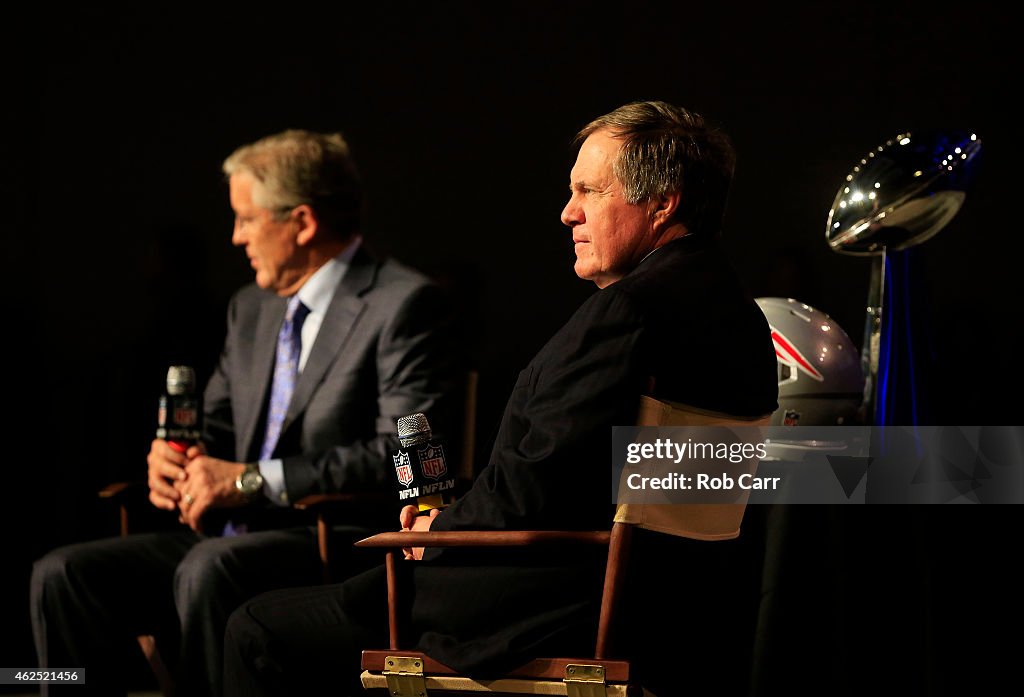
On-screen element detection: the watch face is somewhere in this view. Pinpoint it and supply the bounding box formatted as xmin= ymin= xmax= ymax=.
xmin=240 ymin=469 xmax=263 ymax=495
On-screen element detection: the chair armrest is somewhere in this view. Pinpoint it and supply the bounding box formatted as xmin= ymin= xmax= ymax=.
xmin=97 ymin=481 xmax=150 ymax=537
xmin=293 ymin=491 xmax=396 ymax=510
xmin=293 ymin=493 xmax=366 ymax=510
xmin=355 ymin=530 xmax=611 ymax=548
xmin=294 ymin=492 xmax=400 ymax=583
xmin=98 ymin=481 xmax=145 ymax=500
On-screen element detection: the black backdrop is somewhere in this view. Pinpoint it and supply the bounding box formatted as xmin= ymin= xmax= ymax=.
xmin=3 ymin=2 xmax=1019 ymax=693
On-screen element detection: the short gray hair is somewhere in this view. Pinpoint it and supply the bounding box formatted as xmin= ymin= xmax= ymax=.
xmin=576 ymin=101 xmax=735 ymax=238
xmin=223 ymin=129 xmax=362 ymax=238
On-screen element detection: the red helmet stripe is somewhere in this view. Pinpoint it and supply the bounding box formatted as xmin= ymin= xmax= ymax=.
xmin=771 ymin=329 xmax=824 ymax=381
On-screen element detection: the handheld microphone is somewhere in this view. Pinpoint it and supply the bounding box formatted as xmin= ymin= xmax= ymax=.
xmin=391 ymin=413 xmax=455 ymax=512
xmin=156 ymin=366 xmax=202 ymax=454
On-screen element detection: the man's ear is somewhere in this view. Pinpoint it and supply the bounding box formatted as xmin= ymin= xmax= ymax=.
xmin=291 ymin=204 xmax=319 ymax=245
xmin=650 ymin=191 xmax=681 ymax=231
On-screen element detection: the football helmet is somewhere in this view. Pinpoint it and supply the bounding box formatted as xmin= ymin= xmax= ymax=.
xmin=755 ymin=297 xmax=864 ymax=427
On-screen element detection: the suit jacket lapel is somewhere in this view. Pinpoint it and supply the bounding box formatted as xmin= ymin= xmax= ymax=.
xmin=283 ymin=246 xmax=379 ymax=432
xmin=239 ymin=293 xmax=288 ymax=460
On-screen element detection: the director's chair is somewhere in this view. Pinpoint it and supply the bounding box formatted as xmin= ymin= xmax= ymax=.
xmin=356 ymin=395 xmax=770 ymax=696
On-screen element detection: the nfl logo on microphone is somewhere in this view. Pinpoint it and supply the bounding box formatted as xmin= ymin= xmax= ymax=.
xmin=418 ymin=445 xmax=447 ymax=480
xmin=174 ymin=406 xmax=197 ymax=425
xmin=393 ymin=451 xmax=414 ymax=487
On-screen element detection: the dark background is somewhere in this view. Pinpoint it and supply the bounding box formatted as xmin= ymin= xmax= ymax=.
xmin=3 ymin=2 xmax=1019 ymax=693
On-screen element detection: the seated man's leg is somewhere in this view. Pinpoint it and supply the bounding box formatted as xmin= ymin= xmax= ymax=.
xmin=30 ymin=529 xmax=199 ymax=696
xmin=224 ymin=565 xmax=389 ymax=697
xmin=173 ymin=527 xmax=325 ymax=697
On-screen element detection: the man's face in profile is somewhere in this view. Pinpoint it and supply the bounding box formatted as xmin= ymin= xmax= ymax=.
xmin=229 ymin=172 xmax=302 ymax=295
xmin=560 ymin=129 xmax=657 ymax=288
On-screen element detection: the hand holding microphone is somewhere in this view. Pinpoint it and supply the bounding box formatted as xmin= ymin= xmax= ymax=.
xmin=148 ymin=366 xmax=203 ymax=512
xmin=391 ymin=412 xmax=453 ymax=559
xmin=156 ymin=366 xmax=202 ymax=453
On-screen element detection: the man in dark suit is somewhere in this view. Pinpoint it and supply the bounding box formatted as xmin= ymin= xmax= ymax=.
xmin=30 ymin=130 xmax=457 ymax=697
xmin=222 ymin=102 xmax=778 ymax=696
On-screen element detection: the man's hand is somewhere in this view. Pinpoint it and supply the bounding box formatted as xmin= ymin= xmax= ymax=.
xmin=147 ymin=439 xmax=188 ymax=511
xmin=399 ymin=505 xmax=440 ymax=561
xmin=175 ymin=453 xmax=247 ymax=533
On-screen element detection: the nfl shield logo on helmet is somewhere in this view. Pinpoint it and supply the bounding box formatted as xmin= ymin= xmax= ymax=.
xmin=418 ymin=444 xmax=447 ymax=480
xmin=393 ymin=450 xmax=414 ymax=487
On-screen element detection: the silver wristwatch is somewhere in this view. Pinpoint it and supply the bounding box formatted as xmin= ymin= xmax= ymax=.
xmin=235 ymin=464 xmax=264 ymax=500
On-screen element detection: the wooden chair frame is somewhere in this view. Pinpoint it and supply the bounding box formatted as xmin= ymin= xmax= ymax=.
xmin=355 ymin=396 xmax=770 ymax=696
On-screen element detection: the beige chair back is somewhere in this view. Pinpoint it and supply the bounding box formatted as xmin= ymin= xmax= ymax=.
xmin=614 ymin=396 xmax=770 ymax=541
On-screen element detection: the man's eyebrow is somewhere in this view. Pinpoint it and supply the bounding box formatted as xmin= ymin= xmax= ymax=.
xmin=571 ymin=178 xmax=611 ymax=194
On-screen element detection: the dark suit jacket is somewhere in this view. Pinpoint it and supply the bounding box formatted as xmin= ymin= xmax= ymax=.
xmin=411 ymin=234 xmax=778 ymax=671
xmin=201 ymin=245 xmax=458 ymax=528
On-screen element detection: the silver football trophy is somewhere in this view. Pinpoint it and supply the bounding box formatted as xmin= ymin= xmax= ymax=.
xmin=825 ymin=130 xmax=982 ymax=424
